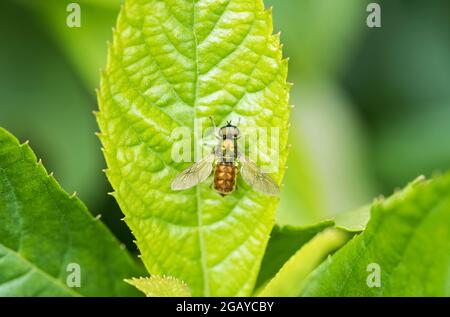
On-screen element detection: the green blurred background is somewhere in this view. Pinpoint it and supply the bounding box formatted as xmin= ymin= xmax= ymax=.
xmin=1 ymin=0 xmax=449 ymax=250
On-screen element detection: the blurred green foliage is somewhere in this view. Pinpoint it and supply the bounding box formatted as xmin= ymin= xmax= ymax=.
xmin=1 ymin=0 xmax=449 ymax=247
xmin=0 ymin=1 xmax=134 ymax=250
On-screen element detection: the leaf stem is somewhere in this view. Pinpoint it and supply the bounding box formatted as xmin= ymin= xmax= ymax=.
xmin=257 ymin=228 xmax=351 ymax=296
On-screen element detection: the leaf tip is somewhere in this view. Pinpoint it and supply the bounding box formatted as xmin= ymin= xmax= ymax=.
xmin=20 ymin=140 xmax=30 ymax=147
xmin=412 ymin=175 xmax=426 ymax=186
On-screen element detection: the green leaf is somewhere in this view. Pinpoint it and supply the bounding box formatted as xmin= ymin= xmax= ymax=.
xmin=334 ymin=204 xmax=371 ymax=232
xmin=125 ymin=275 xmax=191 ymax=297
xmin=254 ymin=220 xmax=333 ymax=290
xmin=0 ymin=127 xmax=143 ymax=296
xmin=300 ymin=174 xmax=450 ymax=296
xmin=97 ymin=0 xmax=290 ymax=296
xmin=258 ymin=228 xmax=351 ymax=297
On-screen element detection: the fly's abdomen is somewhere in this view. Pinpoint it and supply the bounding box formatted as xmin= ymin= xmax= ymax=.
xmin=214 ymin=162 xmax=237 ymax=196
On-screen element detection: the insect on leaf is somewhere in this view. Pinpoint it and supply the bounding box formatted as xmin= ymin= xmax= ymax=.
xmin=97 ymin=0 xmax=291 ymax=296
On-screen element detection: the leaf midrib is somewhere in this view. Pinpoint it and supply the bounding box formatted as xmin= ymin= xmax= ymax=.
xmin=0 ymin=161 xmax=80 ymax=297
xmin=0 ymin=243 xmax=81 ymax=297
xmin=191 ymin=0 xmax=210 ymax=297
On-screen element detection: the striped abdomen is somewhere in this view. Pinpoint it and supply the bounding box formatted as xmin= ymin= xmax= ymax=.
xmin=214 ymin=162 xmax=237 ymax=196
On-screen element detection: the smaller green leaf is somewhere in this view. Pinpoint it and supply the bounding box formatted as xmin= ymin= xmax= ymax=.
xmin=125 ymin=276 xmax=191 ymax=297
xmin=0 ymin=127 xmax=143 ymax=296
xmin=334 ymin=204 xmax=371 ymax=232
xmin=255 ymin=220 xmax=334 ymax=290
xmin=300 ymin=174 xmax=450 ymax=296
xmin=257 ymin=228 xmax=351 ymax=297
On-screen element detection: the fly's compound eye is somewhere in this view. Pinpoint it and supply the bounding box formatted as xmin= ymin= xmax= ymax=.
xmin=233 ymin=128 xmax=241 ymax=139
xmin=219 ymin=127 xmax=227 ymax=139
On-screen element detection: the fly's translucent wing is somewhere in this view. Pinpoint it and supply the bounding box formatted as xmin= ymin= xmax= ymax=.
xmin=171 ymin=153 xmax=215 ymax=190
xmin=238 ymin=154 xmax=280 ymax=196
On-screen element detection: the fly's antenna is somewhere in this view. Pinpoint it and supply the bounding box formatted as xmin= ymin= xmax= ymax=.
xmin=209 ymin=116 xmax=216 ymax=130
xmin=210 ymin=116 xmax=220 ymax=139
xmin=226 ymin=120 xmax=232 ymax=126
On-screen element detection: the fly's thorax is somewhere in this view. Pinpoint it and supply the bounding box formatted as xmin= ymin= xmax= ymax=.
xmin=216 ymin=123 xmax=240 ymax=163
xmin=220 ymin=138 xmax=237 ymax=162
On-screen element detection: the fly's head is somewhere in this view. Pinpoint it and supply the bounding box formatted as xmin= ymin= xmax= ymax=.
xmin=219 ymin=120 xmax=241 ymax=140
